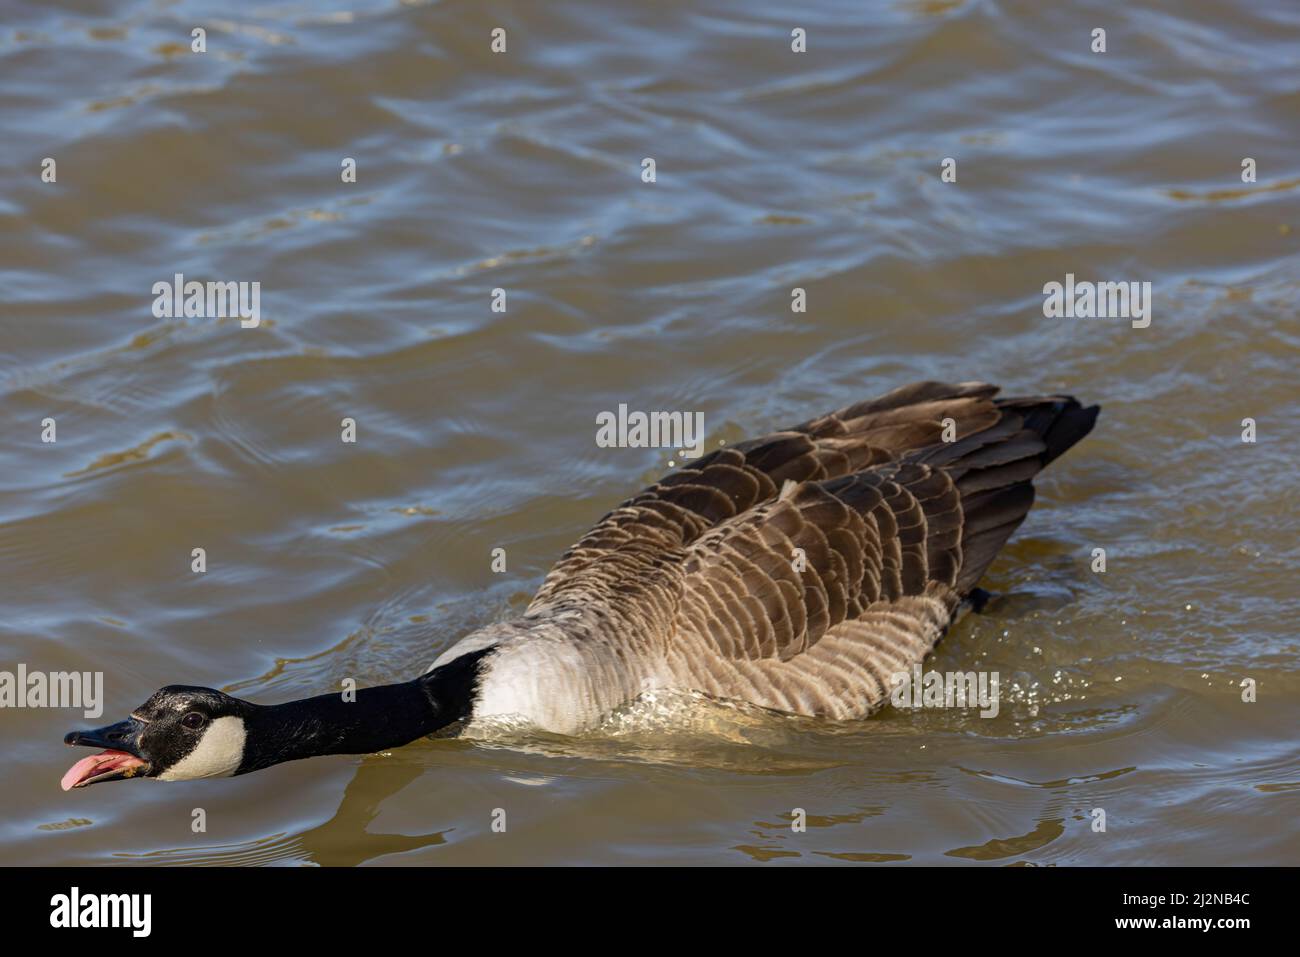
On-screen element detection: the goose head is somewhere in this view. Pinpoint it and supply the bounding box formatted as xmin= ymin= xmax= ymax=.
xmin=62 ymin=686 xmax=253 ymax=789
xmin=58 ymin=650 xmax=494 ymax=790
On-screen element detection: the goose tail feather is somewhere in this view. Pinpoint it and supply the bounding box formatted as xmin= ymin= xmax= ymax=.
xmin=919 ymin=392 xmax=1098 ymax=593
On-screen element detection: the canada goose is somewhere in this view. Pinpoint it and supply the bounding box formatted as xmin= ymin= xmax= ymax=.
xmin=61 ymin=380 xmax=1098 ymax=789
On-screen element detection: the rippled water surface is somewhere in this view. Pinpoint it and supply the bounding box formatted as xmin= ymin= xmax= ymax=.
xmin=2 ymin=0 xmax=1298 ymax=865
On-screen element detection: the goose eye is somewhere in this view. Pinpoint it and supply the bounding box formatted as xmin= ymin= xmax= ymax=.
xmin=181 ymin=711 xmax=206 ymax=730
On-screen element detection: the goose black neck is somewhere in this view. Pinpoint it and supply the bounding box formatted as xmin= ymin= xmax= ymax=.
xmin=236 ymin=648 xmax=491 ymax=775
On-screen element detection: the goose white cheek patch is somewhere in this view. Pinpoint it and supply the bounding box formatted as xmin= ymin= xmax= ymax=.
xmin=157 ymin=716 xmax=247 ymax=781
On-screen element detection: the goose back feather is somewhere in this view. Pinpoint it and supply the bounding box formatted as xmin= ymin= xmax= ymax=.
xmin=435 ymin=380 xmax=1099 ymax=733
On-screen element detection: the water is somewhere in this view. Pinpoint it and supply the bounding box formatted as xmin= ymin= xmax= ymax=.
xmin=1 ymin=0 xmax=1298 ymax=865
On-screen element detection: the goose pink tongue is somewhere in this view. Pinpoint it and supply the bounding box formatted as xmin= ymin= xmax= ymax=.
xmin=61 ymin=749 xmax=145 ymax=791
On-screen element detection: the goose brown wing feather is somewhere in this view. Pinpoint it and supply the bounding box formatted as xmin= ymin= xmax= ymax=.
xmin=525 ymin=380 xmax=1097 ymax=720
xmin=528 ymin=381 xmax=1008 ymax=614
xmin=677 ymin=462 xmax=964 ymax=665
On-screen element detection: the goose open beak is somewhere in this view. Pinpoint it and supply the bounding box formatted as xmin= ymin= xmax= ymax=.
xmin=62 ymin=718 xmax=151 ymax=790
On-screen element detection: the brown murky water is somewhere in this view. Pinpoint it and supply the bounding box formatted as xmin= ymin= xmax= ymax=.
xmin=2 ymin=0 xmax=1298 ymax=865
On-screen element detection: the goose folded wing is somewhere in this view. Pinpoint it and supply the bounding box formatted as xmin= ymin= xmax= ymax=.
xmin=528 ymin=381 xmax=1005 ymax=615
xmin=674 ymin=463 xmax=966 ymax=662
xmin=660 ymin=464 xmax=971 ymax=717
